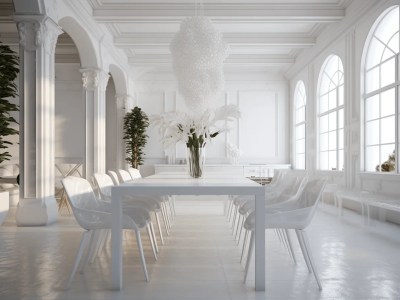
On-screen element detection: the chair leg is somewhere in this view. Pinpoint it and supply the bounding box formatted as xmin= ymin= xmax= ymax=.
xmin=65 ymin=230 xmax=91 ymax=289
xmin=135 ymin=230 xmax=149 ymax=282
xmin=147 ymin=224 xmax=158 ymax=260
xmin=98 ymin=229 xmax=107 ymax=255
xmin=240 ymin=229 xmax=249 ymax=263
xmin=234 ymin=214 xmax=242 ymax=240
xmin=163 ymin=202 xmax=171 ymax=229
xmin=276 ymin=228 xmax=284 ymax=244
xmin=227 ymin=199 xmax=233 ymax=218
xmin=295 ymin=229 xmax=312 ymax=273
xmin=90 ymin=230 xmax=104 ymax=264
xmin=284 ymin=229 xmax=296 ymax=264
xmin=232 ymin=206 xmax=238 ymax=231
xmin=149 ymin=222 xmax=159 ymax=253
xmin=167 ymin=196 xmax=175 ymax=221
xmin=161 ymin=204 xmax=170 ymax=235
xmin=297 ymin=230 xmax=323 ymax=290
xmin=79 ymin=230 xmax=97 ymax=273
xmin=155 ymin=211 xmax=165 ymax=245
xmin=237 ymin=217 xmax=245 ymax=245
xmin=243 ymin=230 xmax=255 ymax=284
xmin=170 ymin=196 xmax=176 ymax=217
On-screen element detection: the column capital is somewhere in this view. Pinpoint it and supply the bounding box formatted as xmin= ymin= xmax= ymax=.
xmin=14 ymin=15 xmax=62 ymax=53
xmin=80 ymin=67 xmax=110 ymax=91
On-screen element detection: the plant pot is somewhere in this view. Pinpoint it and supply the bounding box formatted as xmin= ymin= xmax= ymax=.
xmin=0 ymin=190 xmax=10 ymax=225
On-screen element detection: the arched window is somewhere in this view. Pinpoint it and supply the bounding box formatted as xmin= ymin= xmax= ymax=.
xmin=363 ymin=6 xmax=399 ymax=173
xmin=318 ymin=55 xmax=344 ymax=171
xmin=294 ymin=81 xmax=306 ymax=169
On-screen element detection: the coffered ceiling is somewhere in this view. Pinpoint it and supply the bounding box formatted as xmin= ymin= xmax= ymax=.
xmin=0 ymin=0 xmax=353 ymax=74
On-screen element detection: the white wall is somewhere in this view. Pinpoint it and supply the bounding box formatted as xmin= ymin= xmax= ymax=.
xmin=287 ymin=0 xmax=400 ymax=222
xmin=134 ymin=69 xmax=289 ymax=170
xmin=55 ymin=63 xmax=85 ymax=163
xmin=106 ymin=78 xmax=118 ymax=171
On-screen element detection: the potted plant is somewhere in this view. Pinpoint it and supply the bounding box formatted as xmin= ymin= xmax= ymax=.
xmin=123 ymin=106 xmax=149 ymax=169
xmin=0 ymin=41 xmax=20 ymax=225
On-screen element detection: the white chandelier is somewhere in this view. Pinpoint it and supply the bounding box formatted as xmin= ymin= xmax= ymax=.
xmin=170 ymin=12 xmax=229 ymax=112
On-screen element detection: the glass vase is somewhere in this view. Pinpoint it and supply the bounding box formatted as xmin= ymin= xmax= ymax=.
xmin=186 ymin=146 xmax=205 ymax=178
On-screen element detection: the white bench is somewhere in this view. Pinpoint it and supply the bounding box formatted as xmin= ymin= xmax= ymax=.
xmin=334 ymin=189 xmax=400 ymax=225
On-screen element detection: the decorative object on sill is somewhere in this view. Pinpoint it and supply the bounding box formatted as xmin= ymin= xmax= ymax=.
xmin=227 ymin=143 xmax=242 ymax=165
xmin=123 ymin=106 xmax=149 ymax=169
xmin=170 ymin=2 xmax=229 ymax=113
xmin=151 ymin=105 xmax=240 ymax=178
xmin=375 ymin=150 xmax=395 ymax=172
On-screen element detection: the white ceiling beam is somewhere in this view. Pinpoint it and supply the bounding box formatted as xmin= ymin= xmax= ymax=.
xmin=115 ymin=33 xmax=315 ymax=48
xmin=92 ymin=4 xmax=345 ymax=23
xmin=128 ymin=54 xmax=295 ymax=66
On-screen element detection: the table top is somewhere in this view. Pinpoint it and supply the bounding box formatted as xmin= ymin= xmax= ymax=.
xmin=111 ymin=172 xmax=263 ymax=196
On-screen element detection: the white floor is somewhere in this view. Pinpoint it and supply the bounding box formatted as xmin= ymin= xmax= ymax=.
xmin=1 ymin=197 xmax=400 ymax=300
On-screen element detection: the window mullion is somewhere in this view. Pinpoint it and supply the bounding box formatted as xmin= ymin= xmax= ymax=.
xmin=396 ymin=54 xmax=399 ymax=173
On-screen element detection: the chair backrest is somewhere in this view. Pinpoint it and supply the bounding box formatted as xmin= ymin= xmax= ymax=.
xmin=128 ymin=167 xmax=142 ymax=179
xmin=93 ymin=173 xmax=114 ymax=199
xmin=262 ymin=178 xmax=326 ymax=230
xmin=62 ymin=176 xmax=113 ymax=230
xmin=295 ymin=178 xmax=327 ymax=228
xmin=117 ymin=169 xmax=133 ymax=183
xmin=269 ymin=175 xmax=308 ymax=205
xmin=61 ymin=177 xmax=101 ymax=227
xmin=269 ymin=169 xmax=283 ymax=186
xmin=62 ymin=176 xmax=98 ymax=209
xmin=268 ymin=172 xmax=298 ymax=195
xmin=300 ymin=178 xmax=327 ymax=208
xmin=107 ymin=170 xmax=120 ymax=185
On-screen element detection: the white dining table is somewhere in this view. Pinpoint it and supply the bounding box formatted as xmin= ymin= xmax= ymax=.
xmin=111 ymin=172 xmax=266 ymax=291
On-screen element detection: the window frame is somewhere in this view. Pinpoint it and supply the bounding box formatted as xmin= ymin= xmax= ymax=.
xmin=362 ymin=5 xmax=399 ymax=174
xmin=317 ymin=55 xmax=345 ymax=171
xmin=294 ymin=80 xmax=307 ymax=170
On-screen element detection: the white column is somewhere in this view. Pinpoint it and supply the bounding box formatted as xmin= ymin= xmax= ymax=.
xmin=81 ymin=68 xmax=109 ymax=179
xmin=15 ymin=15 xmax=62 ymax=226
xmin=115 ymin=94 xmax=133 ymax=170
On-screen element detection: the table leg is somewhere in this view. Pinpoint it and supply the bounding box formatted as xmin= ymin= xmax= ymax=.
xmin=111 ymin=192 xmax=123 ymax=290
xmin=254 ymin=190 xmax=265 ymax=291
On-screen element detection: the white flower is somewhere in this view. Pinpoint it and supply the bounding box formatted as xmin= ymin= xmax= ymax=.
xmin=150 ymin=105 xmax=240 ymax=149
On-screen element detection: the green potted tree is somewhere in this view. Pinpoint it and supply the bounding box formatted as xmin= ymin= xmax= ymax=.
xmin=123 ymin=106 xmax=149 ymax=169
xmin=0 ymin=42 xmax=19 ymax=225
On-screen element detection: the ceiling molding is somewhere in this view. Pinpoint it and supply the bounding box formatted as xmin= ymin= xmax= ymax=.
xmin=92 ymin=3 xmax=346 ymax=23
xmin=114 ymin=32 xmax=316 ymax=48
xmin=128 ymin=54 xmax=295 ymax=66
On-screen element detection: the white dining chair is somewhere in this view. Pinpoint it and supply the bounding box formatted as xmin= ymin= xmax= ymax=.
xmin=116 ymin=169 xmax=169 ymax=244
xmin=242 ymin=178 xmax=327 ymax=289
xmin=93 ymin=172 xmax=161 ymax=254
xmin=238 ymin=175 xmax=308 ymax=263
xmin=128 ymin=167 xmax=142 ymax=179
xmin=128 ymin=167 xmax=176 ymax=220
xmin=61 ymin=176 xmax=157 ymax=289
xmin=107 ymin=170 xmax=120 ymax=185
xmin=117 ymin=169 xmax=134 ymax=183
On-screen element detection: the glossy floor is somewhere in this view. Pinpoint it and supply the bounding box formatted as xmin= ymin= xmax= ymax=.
xmin=1 ymin=197 xmax=400 ymax=300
